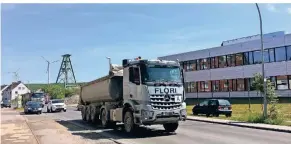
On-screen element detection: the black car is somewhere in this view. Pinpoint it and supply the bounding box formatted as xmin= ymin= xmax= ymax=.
xmin=24 ymin=101 xmax=43 ymax=114
xmin=192 ymin=99 xmax=232 ymax=117
xmin=1 ymin=100 xmax=11 ymax=108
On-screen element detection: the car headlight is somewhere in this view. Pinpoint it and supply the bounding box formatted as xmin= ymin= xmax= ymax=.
xmin=38 ymin=108 xmax=42 ymax=110
xmin=28 ymin=107 xmax=31 ymax=110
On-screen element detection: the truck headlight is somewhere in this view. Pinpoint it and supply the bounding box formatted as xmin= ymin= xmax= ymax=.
xmin=180 ymin=109 xmax=187 ymax=116
xmin=181 ymin=102 xmax=187 ymax=109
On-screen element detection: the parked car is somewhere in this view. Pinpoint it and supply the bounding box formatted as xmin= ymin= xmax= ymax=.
xmin=24 ymin=101 xmax=43 ymax=114
xmin=192 ymin=99 xmax=232 ymax=117
xmin=1 ymin=100 xmax=11 ymax=108
xmin=47 ymin=99 xmax=67 ymax=113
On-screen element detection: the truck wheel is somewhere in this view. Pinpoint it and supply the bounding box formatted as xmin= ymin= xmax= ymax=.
xmin=163 ymin=123 xmax=179 ymax=132
xmin=90 ymin=107 xmax=98 ymax=123
xmin=123 ymin=110 xmax=136 ymax=133
xmin=81 ymin=107 xmax=87 ymax=121
xmin=101 ymin=109 xmax=108 ymax=127
xmin=86 ymin=106 xmax=91 ymax=122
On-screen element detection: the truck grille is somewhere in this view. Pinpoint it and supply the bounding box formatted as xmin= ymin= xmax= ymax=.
xmin=150 ymin=94 xmax=182 ymax=110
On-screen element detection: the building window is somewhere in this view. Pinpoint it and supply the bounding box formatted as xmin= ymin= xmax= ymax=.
xmin=205 ymin=81 xmax=211 ymax=92
xmin=228 ymin=79 xmax=233 ymax=91
xmin=264 ymin=49 xmax=270 ymax=63
xmin=269 ymin=48 xmax=275 ymax=62
xmin=190 ymin=82 xmax=197 ymax=93
xmin=220 ymin=80 xmax=228 ymax=92
xmin=18 ymin=87 xmax=21 ymax=90
xmin=269 ymin=76 xmax=276 ymax=88
xmin=15 ymin=91 xmax=18 ymax=94
xmin=183 ymin=62 xmax=188 ymax=71
xmin=249 ymin=78 xmax=256 ymax=91
xmin=276 ymin=75 xmax=288 ymax=90
xmin=236 ymin=53 xmax=244 ymax=66
xmin=289 ymin=76 xmax=291 ymax=90
xmin=211 ymin=57 xmax=219 ymax=69
xmin=243 ymin=52 xmax=250 ymax=65
xmin=212 ymin=80 xmax=220 ymax=92
xmin=185 ymin=82 xmax=197 ymax=93
xmin=237 ymin=78 xmax=245 ymax=91
xmin=287 ymin=46 xmax=291 ymax=61
xmin=200 ymin=58 xmax=210 ymax=70
xmin=198 ymin=82 xmax=203 ymax=92
xmin=188 ymin=60 xmax=196 ymax=71
xmin=219 ymin=55 xmax=227 ymax=68
xmin=275 ymin=47 xmax=287 ymax=62
xmin=253 ymin=50 xmax=262 ymax=64
xmin=227 ymin=54 xmax=235 ymax=67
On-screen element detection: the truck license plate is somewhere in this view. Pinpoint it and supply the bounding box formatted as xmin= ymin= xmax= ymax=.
xmin=163 ymin=112 xmax=172 ymax=116
xmin=175 ymin=96 xmax=182 ymax=102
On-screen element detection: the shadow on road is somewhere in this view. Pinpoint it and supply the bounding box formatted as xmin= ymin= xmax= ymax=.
xmin=56 ymin=119 xmax=176 ymax=140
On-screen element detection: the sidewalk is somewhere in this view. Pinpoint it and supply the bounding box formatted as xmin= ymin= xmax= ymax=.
xmin=1 ymin=108 xmax=117 ymax=144
xmin=1 ymin=108 xmax=38 ymax=144
xmin=187 ymin=116 xmax=291 ymax=133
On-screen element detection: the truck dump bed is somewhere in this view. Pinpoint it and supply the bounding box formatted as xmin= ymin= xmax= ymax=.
xmin=80 ymin=65 xmax=123 ymax=104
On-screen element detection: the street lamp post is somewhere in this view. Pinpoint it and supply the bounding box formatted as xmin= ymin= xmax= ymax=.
xmin=255 ymin=3 xmax=267 ymax=118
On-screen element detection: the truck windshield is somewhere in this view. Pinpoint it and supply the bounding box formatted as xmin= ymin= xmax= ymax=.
xmin=31 ymin=93 xmax=44 ymax=98
xmin=144 ymin=65 xmax=181 ymax=83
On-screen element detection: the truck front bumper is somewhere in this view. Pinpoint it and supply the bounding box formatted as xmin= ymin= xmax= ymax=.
xmin=138 ymin=108 xmax=187 ymax=125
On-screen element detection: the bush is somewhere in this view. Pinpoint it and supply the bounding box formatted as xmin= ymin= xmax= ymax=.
xmin=247 ymin=112 xmax=265 ymax=123
xmin=64 ymin=87 xmax=80 ymax=97
xmin=42 ymin=85 xmax=66 ymax=99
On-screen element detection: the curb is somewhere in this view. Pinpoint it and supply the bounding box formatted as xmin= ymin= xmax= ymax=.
xmin=186 ymin=118 xmax=291 ymax=133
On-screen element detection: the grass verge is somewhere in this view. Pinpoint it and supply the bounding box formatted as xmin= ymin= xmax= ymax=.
xmin=187 ymin=103 xmax=291 ymax=126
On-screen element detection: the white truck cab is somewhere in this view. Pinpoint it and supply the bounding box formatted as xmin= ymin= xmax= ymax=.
xmin=47 ymin=99 xmax=67 ymax=113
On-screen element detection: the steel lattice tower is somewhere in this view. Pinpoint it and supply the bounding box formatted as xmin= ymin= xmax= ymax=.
xmin=56 ymin=54 xmax=77 ymax=88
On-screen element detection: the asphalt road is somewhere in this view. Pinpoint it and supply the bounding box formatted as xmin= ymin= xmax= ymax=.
xmin=42 ymin=106 xmax=291 ymax=144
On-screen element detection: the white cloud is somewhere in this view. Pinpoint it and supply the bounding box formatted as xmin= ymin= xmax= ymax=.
xmin=287 ymin=7 xmax=291 ymax=15
xmin=266 ymin=4 xmax=277 ymax=12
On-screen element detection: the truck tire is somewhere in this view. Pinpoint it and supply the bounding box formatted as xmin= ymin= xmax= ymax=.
xmin=81 ymin=107 xmax=87 ymax=121
xmin=123 ymin=110 xmax=136 ymax=133
xmin=90 ymin=107 xmax=99 ymax=123
xmin=86 ymin=106 xmax=91 ymax=122
xmin=100 ymin=109 xmax=108 ymax=127
xmin=100 ymin=109 xmax=116 ymax=128
xmin=163 ymin=123 xmax=179 ymax=133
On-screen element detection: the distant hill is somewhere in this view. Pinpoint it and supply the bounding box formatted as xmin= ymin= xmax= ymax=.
xmin=25 ymin=82 xmax=87 ymax=91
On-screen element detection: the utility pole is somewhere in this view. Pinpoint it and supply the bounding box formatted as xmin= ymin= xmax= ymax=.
xmin=41 ymin=56 xmax=59 ymax=85
xmin=255 ymin=3 xmax=267 ymax=118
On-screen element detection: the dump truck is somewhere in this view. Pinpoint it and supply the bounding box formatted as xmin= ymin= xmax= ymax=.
xmin=79 ymin=57 xmax=187 ymax=133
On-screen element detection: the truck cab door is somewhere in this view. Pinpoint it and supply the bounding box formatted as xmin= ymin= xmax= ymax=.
xmin=128 ymin=66 xmax=140 ymax=99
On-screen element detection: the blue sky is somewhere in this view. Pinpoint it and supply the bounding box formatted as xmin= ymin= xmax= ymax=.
xmin=1 ymin=3 xmax=291 ymax=85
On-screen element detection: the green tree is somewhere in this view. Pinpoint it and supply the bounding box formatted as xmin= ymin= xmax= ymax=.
xmin=251 ymin=73 xmax=281 ymax=123
xmin=42 ymin=85 xmax=66 ymax=99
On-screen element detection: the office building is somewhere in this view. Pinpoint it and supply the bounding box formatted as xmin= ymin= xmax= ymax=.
xmin=158 ymin=31 xmax=291 ymax=99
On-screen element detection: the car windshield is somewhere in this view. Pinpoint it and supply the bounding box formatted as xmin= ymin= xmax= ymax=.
xmin=31 ymin=93 xmax=44 ymax=98
xmin=27 ymin=102 xmax=41 ymax=107
xmin=52 ymin=100 xmax=64 ymax=103
xmin=218 ymin=100 xmax=231 ymax=106
xmin=143 ymin=65 xmax=181 ymax=83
